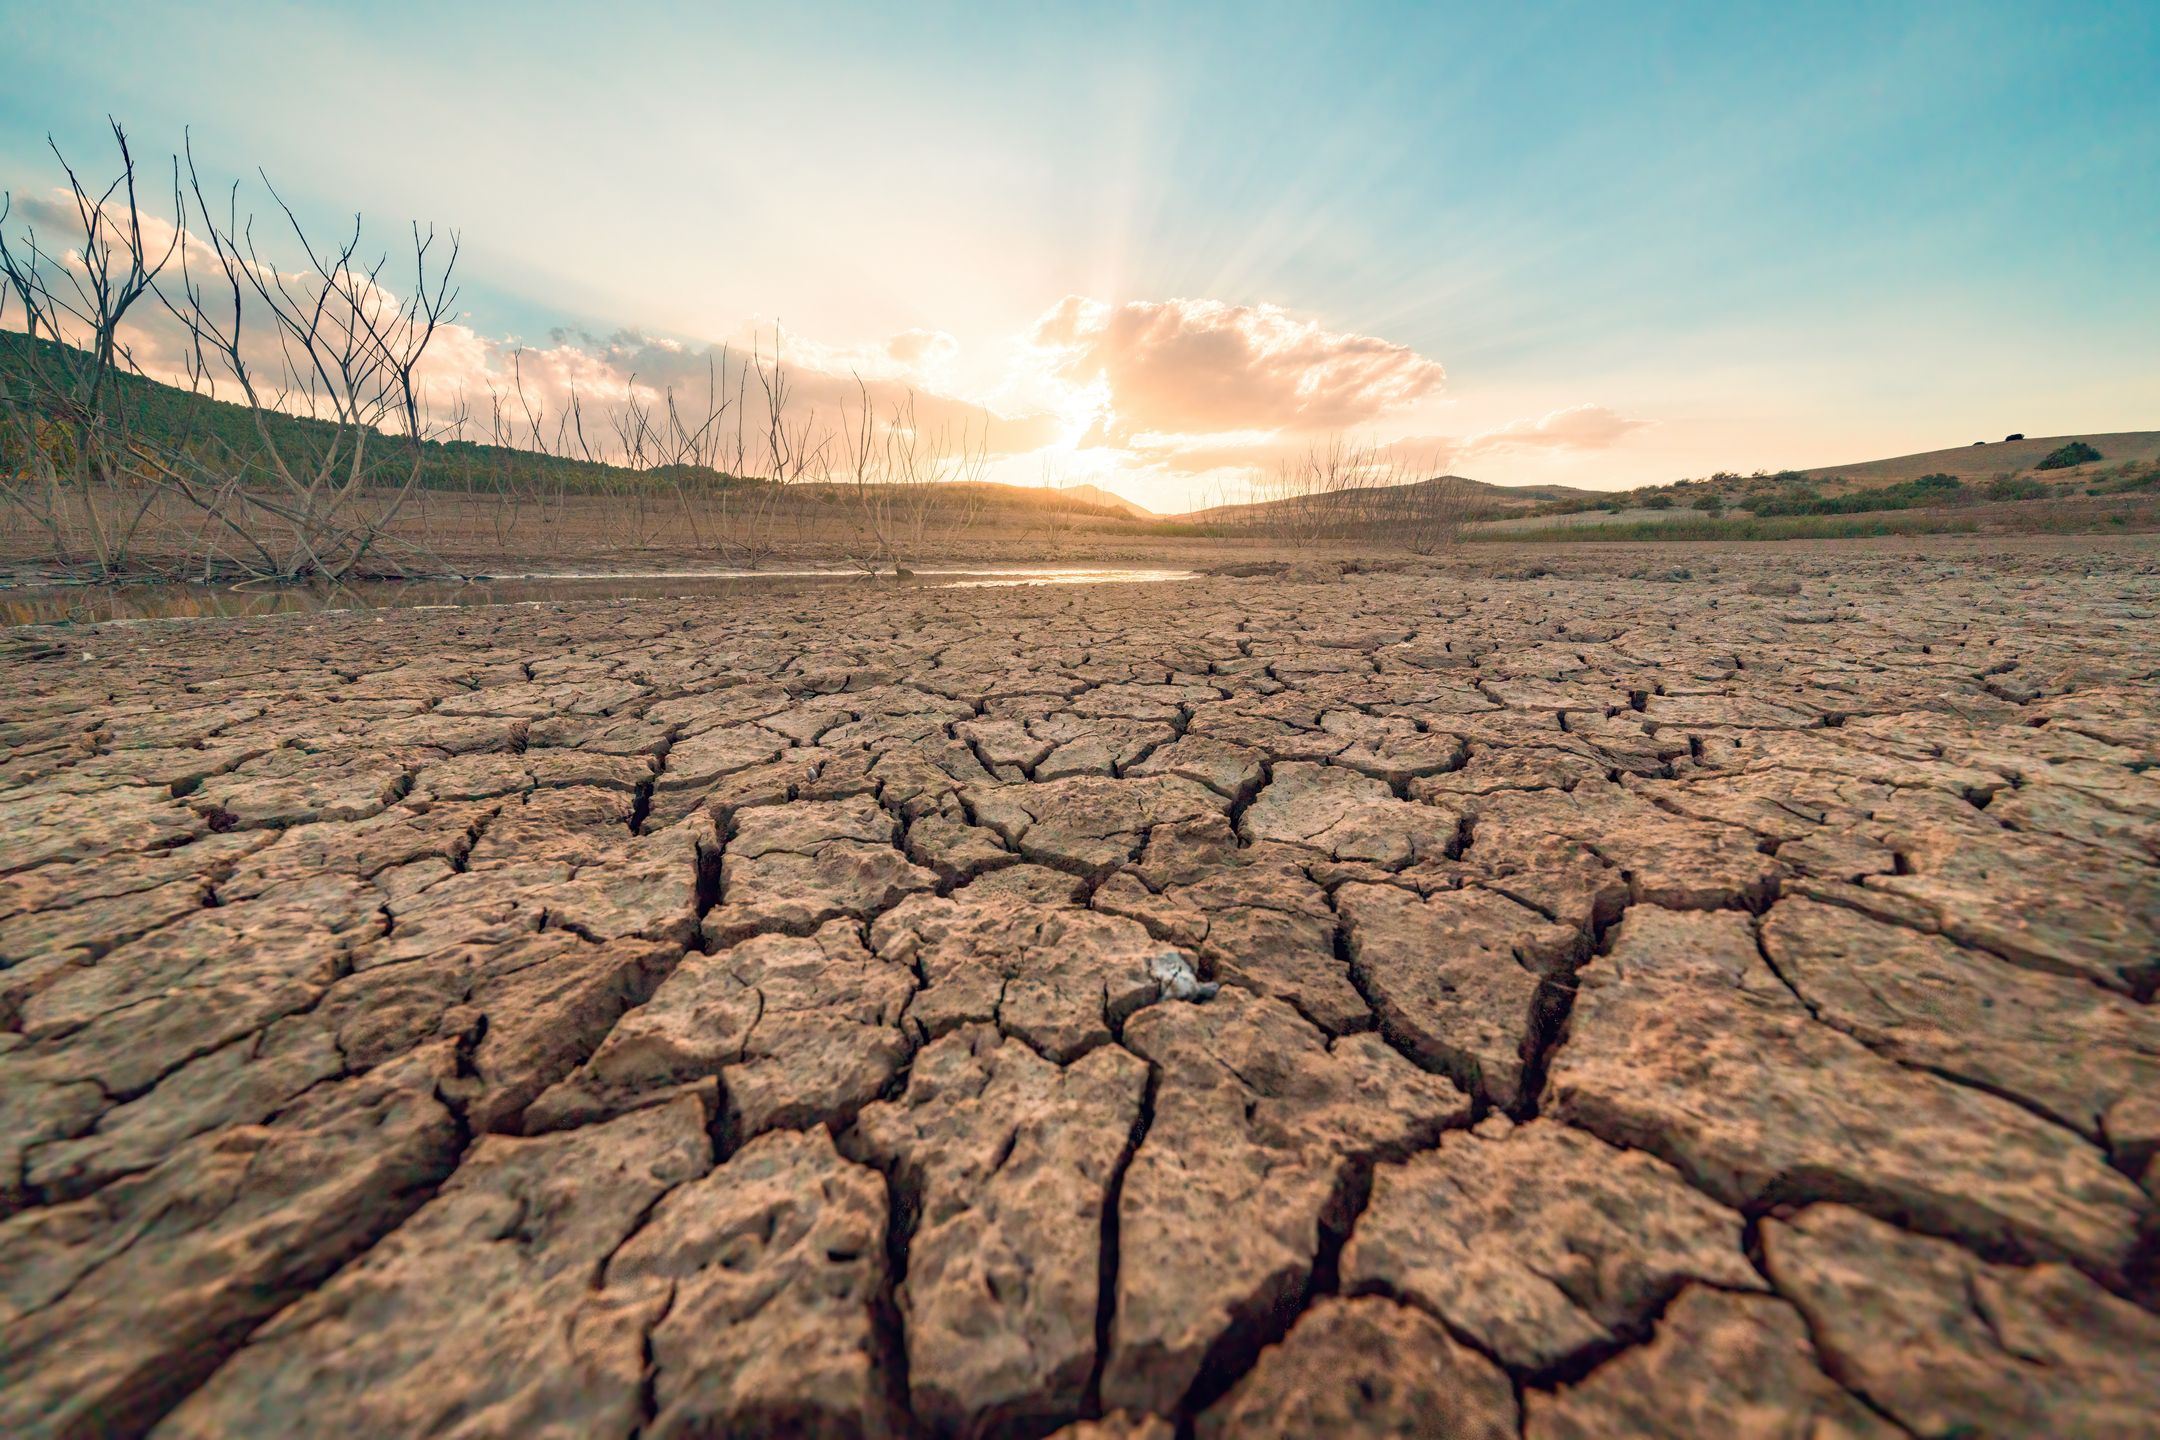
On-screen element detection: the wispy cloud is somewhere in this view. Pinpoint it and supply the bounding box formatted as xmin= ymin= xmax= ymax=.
xmin=1103 ymin=404 xmax=1645 ymax=480
xmin=1464 ymin=403 xmax=1647 ymax=453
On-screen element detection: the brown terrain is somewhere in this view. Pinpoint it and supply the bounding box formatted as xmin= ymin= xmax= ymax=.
xmin=3 ymin=429 xmax=2153 ymax=595
xmin=1184 ymin=476 xmax=1601 ymax=528
xmin=1790 ymin=431 xmax=2160 ymax=490
xmin=2 ymin=534 xmax=2158 ymax=1437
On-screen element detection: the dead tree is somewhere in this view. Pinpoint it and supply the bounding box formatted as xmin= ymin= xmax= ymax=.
xmin=1385 ymin=470 xmax=1468 ymax=554
xmin=158 ymin=136 xmax=461 ymax=580
xmin=1256 ymin=437 xmax=1461 ymax=555
xmin=831 ymin=373 xmax=893 ymax=572
xmin=0 ymin=121 xmax=181 ymax=576
xmin=718 ymin=331 xmax=817 ymax=567
xmin=1036 ymin=458 xmax=1073 ymax=553
xmin=885 ymin=390 xmax=988 ymax=562
xmin=1264 ymin=437 xmax=1376 ymax=552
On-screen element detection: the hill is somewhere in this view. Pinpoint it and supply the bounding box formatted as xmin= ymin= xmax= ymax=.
xmin=1454 ymin=476 xmax=1603 ymax=505
xmin=1791 ymin=431 xmax=2160 ymax=490
xmin=1178 ymin=472 xmax=1590 ymax=526
xmin=1060 ymin=483 xmax=1157 ymax=519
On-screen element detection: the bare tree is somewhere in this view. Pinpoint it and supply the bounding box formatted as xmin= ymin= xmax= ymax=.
xmin=1378 ymin=468 xmax=1468 ymax=554
xmin=1035 ymin=456 xmax=1074 ymax=554
xmin=1253 ymin=437 xmax=1462 ymax=555
xmin=825 ymin=378 xmax=991 ymax=574
xmin=1262 ymin=436 xmax=1376 ymax=552
xmin=0 ymin=121 xmax=181 ymax=576
xmin=729 ymin=331 xmax=822 ymax=567
xmin=884 ymin=389 xmax=987 ymax=562
xmin=155 ymin=136 xmax=462 ymax=579
xmin=832 ymin=374 xmax=893 ymax=572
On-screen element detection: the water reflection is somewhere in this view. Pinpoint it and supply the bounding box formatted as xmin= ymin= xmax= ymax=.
xmin=1 ymin=567 xmax=1195 ymax=626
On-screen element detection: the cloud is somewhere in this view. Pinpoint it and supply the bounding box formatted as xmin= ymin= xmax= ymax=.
xmin=1027 ymin=296 xmax=1445 ymax=441
xmin=1464 ymin=403 xmax=1646 ymax=453
xmin=886 ymin=328 xmax=959 ymax=371
xmin=1095 ymin=401 xmax=1644 ymax=495
xmin=406 ymin=326 xmax=1059 ymax=463
xmin=1122 ymin=429 xmax=1460 ymax=478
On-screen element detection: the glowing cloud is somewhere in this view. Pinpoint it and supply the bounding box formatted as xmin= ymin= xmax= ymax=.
xmin=885 ymin=328 xmax=959 ymax=373
xmin=1027 ymin=296 xmax=1446 ymax=442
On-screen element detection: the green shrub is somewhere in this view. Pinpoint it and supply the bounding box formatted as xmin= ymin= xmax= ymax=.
xmin=1748 ymin=472 xmax=1981 ymax=517
xmin=1643 ymin=495 xmax=1673 ymax=510
xmin=1742 ymin=487 xmax=1821 ymax=515
xmin=1467 ymin=512 xmax=1983 ymax=544
xmin=2035 ymin=441 xmax=2100 ymax=470
xmin=1987 ymin=475 xmax=2046 ymax=501
xmin=2088 ymin=465 xmax=2160 ymax=495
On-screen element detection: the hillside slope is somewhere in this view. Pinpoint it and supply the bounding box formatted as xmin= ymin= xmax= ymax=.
xmin=1796 ymin=431 xmax=2160 ymax=488
xmin=1060 ymin=483 xmax=1158 ymax=518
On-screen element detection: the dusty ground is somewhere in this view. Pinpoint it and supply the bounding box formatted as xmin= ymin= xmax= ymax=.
xmin=2 ymin=537 xmax=2157 ymax=1438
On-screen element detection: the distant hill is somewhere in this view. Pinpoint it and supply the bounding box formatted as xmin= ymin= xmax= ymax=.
xmin=1060 ymin=483 xmax=1157 ymax=519
xmin=1793 ymin=431 xmax=2160 ymax=489
xmin=1454 ymin=477 xmax=1604 ymax=504
xmin=1180 ymin=473 xmax=1591 ymax=525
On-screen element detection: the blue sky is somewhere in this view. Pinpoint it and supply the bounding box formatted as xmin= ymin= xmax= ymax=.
xmin=5 ymin=1 xmax=2155 ymax=508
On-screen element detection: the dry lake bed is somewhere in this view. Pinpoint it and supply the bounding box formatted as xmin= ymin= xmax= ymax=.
xmin=2 ymin=537 xmax=2157 ymax=1437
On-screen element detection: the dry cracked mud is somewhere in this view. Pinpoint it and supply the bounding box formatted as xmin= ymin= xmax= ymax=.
xmin=2 ymin=537 xmax=2157 ymax=1438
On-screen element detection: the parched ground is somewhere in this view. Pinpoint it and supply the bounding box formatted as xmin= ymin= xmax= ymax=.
xmin=2 ymin=538 xmax=2157 ymax=1438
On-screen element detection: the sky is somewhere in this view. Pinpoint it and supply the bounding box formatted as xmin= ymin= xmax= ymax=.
xmin=4 ymin=1 xmax=2156 ymax=511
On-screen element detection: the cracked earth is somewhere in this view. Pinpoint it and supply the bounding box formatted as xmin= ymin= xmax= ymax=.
xmin=2 ymin=539 xmax=2157 ymax=1438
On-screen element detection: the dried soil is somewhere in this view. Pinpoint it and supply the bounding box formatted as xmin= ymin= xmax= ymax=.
xmin=2 ymin=537 xmax=2157 ymax=1437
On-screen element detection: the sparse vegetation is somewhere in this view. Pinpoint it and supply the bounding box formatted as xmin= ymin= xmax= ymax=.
xmin=1746 ymin=471 xmax=1967 ymax=518
xmin=3 ymin=126 xmax=459 ymax=580
xmin=1471 ymin=512 xmax=1984 ymax=543
xmin=2035 ymin=441 xmax=2100 ymax=470
xmin=1186 ymin=438 xmax=1469 ymax=555
xmin=2084 ymin=461 xmax=2160 ymax=495
xmin=1986 ymin=475 xmax=2046 ymax=501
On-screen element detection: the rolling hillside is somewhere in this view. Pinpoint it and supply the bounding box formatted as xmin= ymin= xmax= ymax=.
xmin=1177 ymin=473 xmax=1600 ymax=527
xmin=1792 ymin=431 xmax=2160 ymax=490
xmin=1060 ymin=483 xmax=1158 ymax=519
